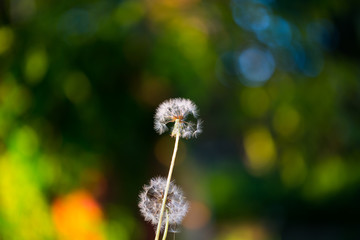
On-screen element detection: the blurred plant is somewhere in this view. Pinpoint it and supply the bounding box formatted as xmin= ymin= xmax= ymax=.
xmin=139 ymin=98 xmax=202 ymax=239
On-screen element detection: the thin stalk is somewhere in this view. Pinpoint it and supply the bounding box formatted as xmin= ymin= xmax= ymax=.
xmin=155 ymin=122 xmax=181 ymax=240
xmin=162 ymin=209 xmax=169 ymax=240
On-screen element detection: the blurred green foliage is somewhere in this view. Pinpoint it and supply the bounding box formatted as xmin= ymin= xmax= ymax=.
xmin=0 ymin=0 xmax=360 ymax=239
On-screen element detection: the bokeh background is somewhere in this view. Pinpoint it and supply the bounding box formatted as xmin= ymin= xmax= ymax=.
xmin=0 ymin=0 xmax=360 ymax=239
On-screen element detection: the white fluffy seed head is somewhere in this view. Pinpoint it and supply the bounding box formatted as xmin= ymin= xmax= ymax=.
xmin=154 ymin=98 xmax=202 ymax=139
xmin=138 ymin=177 xmax=189 ymax=232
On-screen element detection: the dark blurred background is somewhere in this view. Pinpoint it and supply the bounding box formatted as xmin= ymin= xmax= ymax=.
xmin=0 ymin=0 xmax=360 ymax=239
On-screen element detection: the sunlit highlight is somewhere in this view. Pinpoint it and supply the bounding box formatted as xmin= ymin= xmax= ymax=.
xmin=244 ymin=126 xmax=276 ymax=175
xmin=303 ymin=156 xmax=347 ymax=200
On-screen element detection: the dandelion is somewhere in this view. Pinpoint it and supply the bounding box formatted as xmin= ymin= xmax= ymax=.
xmin=154 ymin=98 xmax=202 ymax=139
xmin=140 ymin=98 xmax=202 ymax=240
xmin=138 ymin=177 xmax=189 ymax=232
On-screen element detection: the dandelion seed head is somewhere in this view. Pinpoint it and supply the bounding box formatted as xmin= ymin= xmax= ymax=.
xmin=138 ymin=177 xmax=189 ymax=232
xmin=154 ymin=98 xmax=202 ymax=138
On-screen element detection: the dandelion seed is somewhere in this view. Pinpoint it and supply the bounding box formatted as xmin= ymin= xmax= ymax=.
xmin=154 ymin=98 xmax=202 ymax=139
xmin=139 ymin=177 xmax=189 ymax=232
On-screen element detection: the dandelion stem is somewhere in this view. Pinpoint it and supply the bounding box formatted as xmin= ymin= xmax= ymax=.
xmin=155 ymin=121 xmax=181 ymax=240
xmin=162 ymin=209 xmax=169 ymax=240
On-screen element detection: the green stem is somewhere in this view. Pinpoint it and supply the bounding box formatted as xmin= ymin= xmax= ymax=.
xmin=162 ymin=210 xmax=169 ymax=240
xmin=154 ymin=123 xmax=180 ymax=240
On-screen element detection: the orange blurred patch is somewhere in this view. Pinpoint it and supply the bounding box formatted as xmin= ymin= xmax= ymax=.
xmin=51 ymin=190 xmax=105 ymax=240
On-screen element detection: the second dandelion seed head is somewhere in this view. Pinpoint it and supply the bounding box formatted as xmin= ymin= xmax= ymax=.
xmin=154 ymin=98 xmax=202 ymax=139
xmin=138 ymin=177 xmax=189 ymax=232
